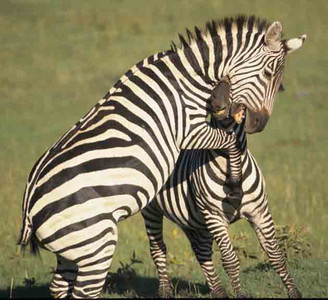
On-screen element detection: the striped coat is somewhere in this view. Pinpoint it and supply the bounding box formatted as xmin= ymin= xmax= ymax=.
xmin=18 ymin=16 xmax=306 ymax=298
xmin=142 ymin=119 xmax=301 ymax=298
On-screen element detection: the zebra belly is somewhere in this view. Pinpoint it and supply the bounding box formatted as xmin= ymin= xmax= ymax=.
xmin=27 ymin=145 xmax=177 ymax=252
xmin=155 ymin=181 xmax=207 ymax=230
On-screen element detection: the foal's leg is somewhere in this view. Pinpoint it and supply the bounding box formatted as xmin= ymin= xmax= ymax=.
xmin=182 ymin=227 xmax=228 ymax=298
xmin=142 ymin=206 xmax=172 ymax=298
xmin=202 ymin=210 xmax=244 ymax=297
xmin=247 ymin=201 xmax=302 ymax=298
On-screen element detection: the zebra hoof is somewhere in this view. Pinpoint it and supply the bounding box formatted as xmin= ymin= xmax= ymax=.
xmin=236 ymin=291 xmax=251 ymax=298
xmin=210 ymin=289 xmax=229 ymax=298
xmin=158 ymin=283 xmax=173 ymax=298
xmin=288 ymin=288 xmax=302 ymax=298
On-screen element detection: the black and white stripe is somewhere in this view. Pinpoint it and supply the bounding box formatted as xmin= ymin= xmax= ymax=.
xmin=142 ymin=119 xmax=301 ymax=298
xmin=18 ymin=16 xmax=305 ymax=298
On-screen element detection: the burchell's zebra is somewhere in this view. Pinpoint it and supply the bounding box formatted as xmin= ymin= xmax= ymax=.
xmin=18 ymin=16 xmax=306 ymax=298
xmin=141 ymin=117 xmax=301 ymax=298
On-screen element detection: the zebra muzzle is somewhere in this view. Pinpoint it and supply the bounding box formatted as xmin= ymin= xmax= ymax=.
xmin=216 ymin=107 xmax=227 ymax=117
xmin=245 ymin=107 xmax=270 ymax=134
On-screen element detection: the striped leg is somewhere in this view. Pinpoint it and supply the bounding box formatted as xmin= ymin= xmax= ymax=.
xmin=226 ymin=145 xmax=243 ymax=206
xmin=182 ymin=228 xmax=227 ymax=298
xmin=203 ymin=210 xmax=244 ymax=297
xmin=141 ymin=207 xmax=172 ymax=298
xmin=68 ymin=223 xmax=118 ymax=298
xmin=248 ymin=203 xmax=302 ymax=298
xmin=50 ymin=255 xmax=77 ymax=298
xmin=72 ymin=256 xmax=114 ymax=298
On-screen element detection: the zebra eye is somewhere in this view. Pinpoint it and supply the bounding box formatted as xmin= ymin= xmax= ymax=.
xmin=263 ymin=69 xmax=273 ymax=80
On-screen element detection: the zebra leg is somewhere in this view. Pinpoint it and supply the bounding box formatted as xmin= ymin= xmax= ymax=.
xmin=182 ymin=228 xmax=228 ymax=298
xmin=50 ymin=255 xmax=77 ymax=298
xmin=248 ymin=206 xmax=302 ymax=298
xmin=141 ymin=207 xmax=172 ymax=298
xmin=226 ymin=145 xmax=243 ymax=207
xmin=202 ymin=211 xmax=244 ymax=297
xmin=70 ymin=223 xmax=118 ymax=298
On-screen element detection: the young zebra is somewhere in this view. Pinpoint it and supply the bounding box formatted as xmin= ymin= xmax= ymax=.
xmin=18 ymin=16 xmax=306 ymax=298
xmin=141 ymin=118 xmax=301 ymax=298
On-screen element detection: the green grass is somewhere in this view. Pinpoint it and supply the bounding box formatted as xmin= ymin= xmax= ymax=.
xmin=0 ymin=0 xmax=327 ymax=298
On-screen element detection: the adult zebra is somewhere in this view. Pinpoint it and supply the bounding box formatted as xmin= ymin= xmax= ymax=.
xmin=18 ymin=16 xmax=306 ymax=298
xmin=142 ymin=118 xmax=301 ymax=298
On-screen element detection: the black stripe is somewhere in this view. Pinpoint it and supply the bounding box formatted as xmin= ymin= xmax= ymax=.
xmin=46 ymin=220 xmax=117 ymax=249
xmin=33 ymin=183 xmax=149 ymax=231
xmin=224 ymin=19 xmax=233 ymax=66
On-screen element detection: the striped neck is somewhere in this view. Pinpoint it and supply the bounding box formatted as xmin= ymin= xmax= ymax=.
xmin=171 ymin=16 xmax=269 ymax=85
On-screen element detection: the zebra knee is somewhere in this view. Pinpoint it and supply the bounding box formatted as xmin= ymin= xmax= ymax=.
xmin=150 ymin=239 xmax=167 ymax=259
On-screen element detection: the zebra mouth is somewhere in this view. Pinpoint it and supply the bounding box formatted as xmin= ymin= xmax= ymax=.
xmin=245 ymin=107 xmax=270 ymax=134
xmin=215 ymin=107 xmax=227 ymax=117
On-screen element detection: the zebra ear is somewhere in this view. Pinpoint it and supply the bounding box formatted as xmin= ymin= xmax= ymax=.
xmin=265 ymin=21 xmax=283 ymax=50
xmin=284 ymin=35 xmax=307 ymax=54
xmin=210 ymin=77 xmax=230 ymax=120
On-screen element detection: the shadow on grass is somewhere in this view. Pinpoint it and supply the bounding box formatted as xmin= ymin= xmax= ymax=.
xmin=243 ymin=261 xmax=272 ymax=273
xmin=0 ymin=275 xmax=209 ymax=298
xmin=104 ymin=274 xmax=209 ymax=297
xmin=0 ymin=285 xmax=50 ymax=299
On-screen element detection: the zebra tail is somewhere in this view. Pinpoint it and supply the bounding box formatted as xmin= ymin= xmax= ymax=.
xmin=17 ymin=217 xmax=40 ymax=256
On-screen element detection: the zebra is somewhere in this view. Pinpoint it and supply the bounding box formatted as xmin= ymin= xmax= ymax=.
xmin=18 ymin=16 xmax=306 ymax=298
xmin=141 ymin=117 xmax=301 ymax=298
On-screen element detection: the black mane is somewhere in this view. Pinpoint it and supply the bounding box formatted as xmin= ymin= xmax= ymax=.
xmin=171 ymin=15 xmax=270 ymax=52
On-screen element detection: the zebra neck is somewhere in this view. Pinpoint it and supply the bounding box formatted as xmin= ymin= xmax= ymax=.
xmin=171 ymin=20 xmax=267 ymax=85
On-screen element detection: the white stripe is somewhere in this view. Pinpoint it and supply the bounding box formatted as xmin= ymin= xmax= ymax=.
xmin=31 ymin=166 xmax=156 ymax=219
xmin=37 ymin=194 xmax=139 ymax=241
xmin=118 ymin=80 xmax=177 ymax=165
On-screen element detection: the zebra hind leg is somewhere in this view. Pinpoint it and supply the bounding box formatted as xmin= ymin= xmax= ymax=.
xmin=249 ymin=209 xmax=302 ymax=298
xmin=182 ymin=228 xmax=228 ymax=298
xmin=141 ymin=207 xmax=172 ymax=298
xmin=69 ymin=223 xmax=118 ymax=298
xmin=50 ymin=255 xmax=77 ymax=298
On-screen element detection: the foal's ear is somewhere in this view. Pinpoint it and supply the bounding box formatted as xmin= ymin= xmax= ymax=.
xmin=209 ymin=77 xmax=230 ymax=119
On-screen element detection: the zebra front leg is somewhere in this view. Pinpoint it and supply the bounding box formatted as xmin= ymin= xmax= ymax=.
xmin=142 ymin=207 xmax=172 ymax=298
xmin=226 ymin=145 xmax=243 ymax=207
xmin=182 ymin=228 xmax=228 ymax=298
xmin=50 ymin=255 xmax=77 ymax=298
xmin=202 ymin=210 xmax=244 ymax=298
xmin=248 ymin=204 xmax=301 ymax=298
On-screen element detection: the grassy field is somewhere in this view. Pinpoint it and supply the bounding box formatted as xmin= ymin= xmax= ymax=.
xmin=0 ymin=0 xmax=327 ymax=298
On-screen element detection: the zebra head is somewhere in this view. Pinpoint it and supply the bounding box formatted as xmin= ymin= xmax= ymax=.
xmin=212 ymin=21 xmax=306 ymax=134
